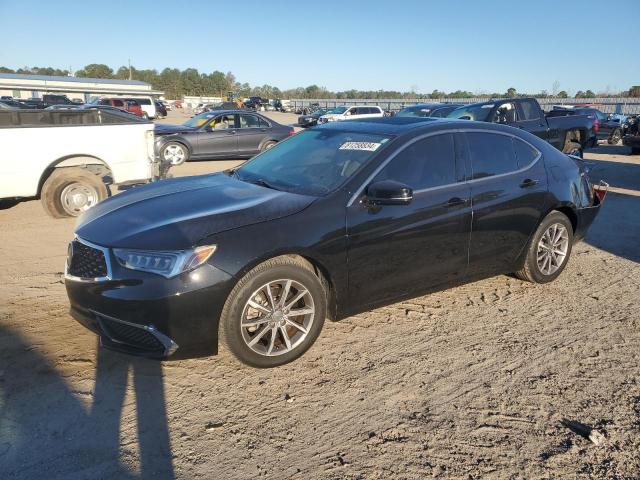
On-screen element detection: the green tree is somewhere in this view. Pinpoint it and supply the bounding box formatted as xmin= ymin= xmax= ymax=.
xmin=506 ymin=87 xmax=517 ymax=97
xmin=557 ymin=91 xmax=568 ymax=98
xmin=627 ymin=86 xmax=640 ymax=97
xmin=584 ymin=90 xmax=596 ymax=98
xmin=75 ymin=64 xmax=114 ymax=78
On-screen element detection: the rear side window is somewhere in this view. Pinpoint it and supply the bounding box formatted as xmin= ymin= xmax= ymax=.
xmin=374 ymin=133 xmax=456 ymax=190
xmin=137 ymin=98 xmax=151 ymax=105
xmin=513 ymin=138 xmax=539 ymax=168
xmin=466 ymin=132 xmax=518 ymax=179
xmin=239 ymin=114 xmax=260 ymax=128
xmin=259 ymin=117 xmax=270 ymax=127
xmin=519 ymin=100 xmax=540 ymax=120
xmin=112 ymin=99 xmax=124 ymax=107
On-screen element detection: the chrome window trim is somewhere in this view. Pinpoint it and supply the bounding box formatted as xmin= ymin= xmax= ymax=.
xmin=347 ymin=128 xmax=542 ymax=207
xmin=64 ymin=236 xmax=112 ymax=282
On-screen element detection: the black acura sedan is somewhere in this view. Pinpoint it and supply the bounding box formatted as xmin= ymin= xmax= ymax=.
xmin=65 ymin=117 xmax=605 ymax=367
xmin=155 ymin=110 xmax=294 ymax=165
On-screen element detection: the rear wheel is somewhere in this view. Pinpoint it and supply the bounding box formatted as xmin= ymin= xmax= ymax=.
xmin=607 ymin=129 xmax=621 ymax=145
xmin=41 ymin=167 xmax=109 ymax=218
xmin=515 ymin=211 xmax=574 ymax=283
xmin=260 ymin=140 xmax=276 ymax=152
xmin=142 ymin=113 xmax=149 ymax=120
xmin=220 ymin=256 xmax=326 ymax=367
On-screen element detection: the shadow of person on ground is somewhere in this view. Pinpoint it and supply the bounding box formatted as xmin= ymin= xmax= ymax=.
xmin=0 ymin=323 xmax=175 ymax=479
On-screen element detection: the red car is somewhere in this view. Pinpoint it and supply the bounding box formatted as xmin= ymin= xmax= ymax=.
xmin=97 ymin=98 xmax=143 ymax=117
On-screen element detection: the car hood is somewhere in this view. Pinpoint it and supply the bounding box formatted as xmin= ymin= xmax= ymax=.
xmin=154 ymin=123 xmax=197 ymax=135
xmin=75 ymin=173 xmax=315 ymax=250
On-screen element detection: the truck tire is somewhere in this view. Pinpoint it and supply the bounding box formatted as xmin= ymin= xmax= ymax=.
xmin=607 ymin=129 xmax=621 ymax=145
xmin=41 ymin=167 xmax=109 ymax=218
xmin=632 ymin=147 xmax=640 ymax=156
xmin=562 ymin=131 xmax=583 ymax=158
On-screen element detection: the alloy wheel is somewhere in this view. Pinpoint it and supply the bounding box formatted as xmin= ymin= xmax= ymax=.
xmin=536 ymin=223 xmax=569 ymax=275
xmin=163 ymin=144 xmax=186 ymax=165
xmin=240 ymin=279 xmax=315 ymax=356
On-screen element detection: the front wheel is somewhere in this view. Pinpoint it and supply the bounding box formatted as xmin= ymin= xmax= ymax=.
xmin=220 ymin=256 xmax=326 ymax=367
xmin=161 ymin=142 xmax=189 ymax=165
xmin=515 ymin=211 xmax=574 ymax=283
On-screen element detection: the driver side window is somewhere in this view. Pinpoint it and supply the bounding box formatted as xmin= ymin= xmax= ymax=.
xmin=209 ymin=115 xmax=235 ymax=130
xmin=492 ymin=103 xmax=517 ymax=124
xmin=373 ymin=134 xmax=456 ymax=190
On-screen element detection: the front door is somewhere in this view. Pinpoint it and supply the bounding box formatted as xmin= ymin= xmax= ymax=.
xmin=346 ymin=133 xmax=471 ymax=308
xmin=195 ymin=114 xmax=238 ymax=158
xmin=461 ymin=130 xmax=550 ymax=277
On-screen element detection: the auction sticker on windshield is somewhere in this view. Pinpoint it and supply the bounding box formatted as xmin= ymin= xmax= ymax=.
xmin=339 ymin=141 xmax=382 ymax=151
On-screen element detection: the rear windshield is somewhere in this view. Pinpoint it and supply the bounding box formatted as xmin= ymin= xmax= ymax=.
xmin=397 ymin=105 xmax=434 ymax=117
xmin=447 ymin=104 xmax=493 ymax=122
xmin=236 ymin=129 xmax=391 ymax=196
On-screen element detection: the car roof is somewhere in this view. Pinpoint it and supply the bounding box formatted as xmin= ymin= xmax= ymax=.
xmin=402 ymin=103 xmax=463 ymax=109
xmin=316 ymin=116 xmax=537 ymax=136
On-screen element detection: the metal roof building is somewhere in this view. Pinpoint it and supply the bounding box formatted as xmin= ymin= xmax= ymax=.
xmin=0 ymin=73 xmax=163 ymax=102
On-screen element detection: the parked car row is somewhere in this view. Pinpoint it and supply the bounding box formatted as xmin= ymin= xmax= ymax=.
xmin=155 ymin=110 xmax=295 ymax=165
xmin=297 ymin=98 xmax=598 ymax=158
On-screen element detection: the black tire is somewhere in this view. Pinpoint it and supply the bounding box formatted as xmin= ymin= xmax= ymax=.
xmin=41 ymin=167 xmax=109 ymax=218
xmin=142 ymin=113 xmax=149 ymax=120
xmin=515 ymin=211 xmax=574 ymax=284
xmin=220 ymin=256 xmax=326 ymax=368
xmin=563 ymin=141 xmax=583 ymax=158
xmin=631 ymin=147 xmax=640 ymax=156
xmin=260 ymin=140 xmax=277 ymax=152
xmin=607 ymin=129 xmax=621 ymax=145
xmin=161 ymin=141 xmax=189 ymax=165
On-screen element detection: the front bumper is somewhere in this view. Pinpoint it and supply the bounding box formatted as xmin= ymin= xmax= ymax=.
xmin=65 ymin=243 xmax=235 ymax=359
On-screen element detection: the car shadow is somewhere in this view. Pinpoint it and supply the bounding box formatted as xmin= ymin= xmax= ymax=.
xmin=0 ymin=325 xmax=175 ymax=479
xmin=585 ymin=144 xmax=632 ymax=155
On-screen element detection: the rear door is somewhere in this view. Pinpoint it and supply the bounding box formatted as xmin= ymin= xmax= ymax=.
xmin=462 ymin=131 xmax=550 ymax=276
xmin=347 ymin=132 xmax=471 ymax=306
xmin=195 ymin=114 xmax=238 ymax=158
xmin=237 ymin=113 xmax=267 ymax=155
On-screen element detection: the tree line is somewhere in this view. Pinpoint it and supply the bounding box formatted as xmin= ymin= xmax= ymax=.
xmin=1 ymin=65 xmax=639 ymax=100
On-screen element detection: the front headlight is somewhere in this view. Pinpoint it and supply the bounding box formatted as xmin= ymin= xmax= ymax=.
xmin=113 ymin=245 xmax=216 ymax=278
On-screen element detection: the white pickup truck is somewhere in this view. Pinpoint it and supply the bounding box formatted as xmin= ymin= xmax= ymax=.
xmin=0 ymin=108 xmax=161 ymax=218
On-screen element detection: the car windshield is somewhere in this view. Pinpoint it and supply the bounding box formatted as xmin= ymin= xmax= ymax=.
xmin=183 ymin=112 xmax=217 ymax=128
xmin=235 ymin=129 xmax=392 ymax=196
xmin=447 ymin=104 xmax=492 ymax=121
xmin=326 ymin=106 xmax=347 ymax=114
xmin=396 ymin=105 xmax=433 ymax=117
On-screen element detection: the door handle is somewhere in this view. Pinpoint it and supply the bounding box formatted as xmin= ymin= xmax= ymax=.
xmin=260 ymin=128 xmax=267 ymax=132
xmin=520 ymin=179 xmax=539 ymax=188
xmin=226 ymin=130 xmax=236 ymax=135
xmin=447 ymin=197 xmax=467 ymax=207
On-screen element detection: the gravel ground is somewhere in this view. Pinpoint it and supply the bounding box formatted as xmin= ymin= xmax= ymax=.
xmin=1 ymin=112 xmax=639 ymax=479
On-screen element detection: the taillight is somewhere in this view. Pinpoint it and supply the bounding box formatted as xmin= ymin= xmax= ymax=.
xmin=593 ymin=119 xmax=599 ymax=133
xmin=288 ymin=129 xmax=296 ymax=136
xmin=593 ymin=180 xmax=609 ymax=204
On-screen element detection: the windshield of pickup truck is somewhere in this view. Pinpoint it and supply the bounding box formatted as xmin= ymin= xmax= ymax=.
xmin=447 ymin=104 xmax=492 ymax=121
xmin=235 ymin=129 xmax=391 ymax=196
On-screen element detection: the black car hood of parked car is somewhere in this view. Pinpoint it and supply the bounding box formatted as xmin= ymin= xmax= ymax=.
xmin=75 ymin=173 xmax=316 ymax=250
xmin=154 ymin=123 xmax=197 ymax=135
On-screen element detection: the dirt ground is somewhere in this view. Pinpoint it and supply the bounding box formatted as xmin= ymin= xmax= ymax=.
xmin=1 ymin=111 xmax=639 ymax=479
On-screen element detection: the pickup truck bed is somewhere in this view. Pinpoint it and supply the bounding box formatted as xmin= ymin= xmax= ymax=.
xmin=0 ymin=108 xmax=159 ymax=217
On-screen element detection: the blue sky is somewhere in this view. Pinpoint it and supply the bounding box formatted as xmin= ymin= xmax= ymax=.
xmin=0 ymin=0 xmax=637 ymax=94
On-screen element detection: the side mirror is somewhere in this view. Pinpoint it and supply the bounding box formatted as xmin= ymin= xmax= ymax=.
xmin=365 ymin=180 xmax=413 ymax=206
